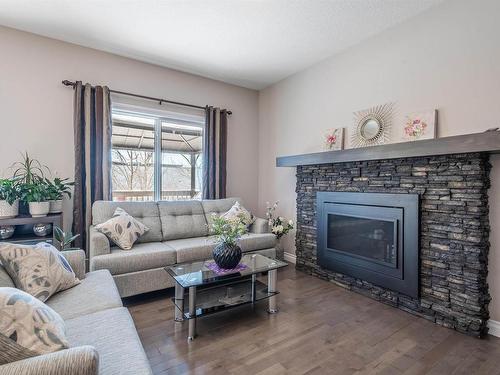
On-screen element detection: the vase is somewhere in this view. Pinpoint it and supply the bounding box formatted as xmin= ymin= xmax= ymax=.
xmin=275 ymin=237 xmax=285 ymax=260
xmin=29 ymin=202 xmax=50 ymax=217
xmin=212 ymin=243 xmax=242 ymax=269
xmin=0 ymin=226 xmax=15 ymax=240
xmin=0 ymin=200 xmax=19 ymax=219
xmin=33 ymin=223 xmax=52 ymax=237
xmin=49 ymin=200 xmax=63 ymax=214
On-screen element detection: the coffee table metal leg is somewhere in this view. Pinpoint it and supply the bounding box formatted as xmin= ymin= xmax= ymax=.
xmin=267 ymin=269 xmax=279 ymax=314
xmin=174 ymin=282 xmax=184 ymax=322
xmin=188 ymin=286 xmax=197 ymax=341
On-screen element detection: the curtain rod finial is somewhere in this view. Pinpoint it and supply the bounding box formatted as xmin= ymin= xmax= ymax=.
xmin=62 ymin=80 xmax=76 ymax=87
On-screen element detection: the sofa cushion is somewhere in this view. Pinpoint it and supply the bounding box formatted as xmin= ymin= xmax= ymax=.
xmin=95 ymin=207 xmax=149 ymax=250
xmin=159 ymin=200 xmax=208 ymax=241
xmin=90 ymin=242 xmax=176 ymax=275
xmin=92 ymin=201 xmax=162 ymax=243
xmin=220 ymin=201 xmax=255 ymax=227
xmin=167 ymin=233 xmax=276 ymax=263
xmin=0 ymin=242 xmax=80 ymax=302
xmin=65 ymin=307 xmax=152 ymax=375
xmin=46 ymin=270 xmax=122 ymax=320
xmin=0 ymin=287 xmax=69 ymax=365
xmin=166 ymin=236 xmax=215 ymax=263
xmin=239 ymin=233 xmax=277 ymax=252
xmin=201 ymin=197 xmax=240 ymax=231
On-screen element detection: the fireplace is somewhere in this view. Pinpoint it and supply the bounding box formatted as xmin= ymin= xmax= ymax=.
xmin=317 ymin=192 xmax=419 ymax=298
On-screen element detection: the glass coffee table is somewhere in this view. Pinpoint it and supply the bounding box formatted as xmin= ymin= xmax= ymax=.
xmin=166 ymin=254 xmax=288 ymax=341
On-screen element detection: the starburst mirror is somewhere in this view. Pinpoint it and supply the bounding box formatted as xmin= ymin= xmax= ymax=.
xmin=351 ymin=103 xmax=394 ymax=148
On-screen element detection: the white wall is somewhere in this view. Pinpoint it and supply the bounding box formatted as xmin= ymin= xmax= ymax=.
xmin=258 ymin=0 xmax=500 ymax=319
xmin=0 ymin=26 xmax=259 ymax=224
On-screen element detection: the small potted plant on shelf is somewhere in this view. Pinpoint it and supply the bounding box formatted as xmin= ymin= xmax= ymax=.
xmin=46 ymin=178 xmax=74 ymax=214
xmin=0 ymin=178 xmax=21 ymax=219
xmin=24 ymin=182 xmax=51 ymax=217
xmin=210 ymin=214 xmax=248 ymax=269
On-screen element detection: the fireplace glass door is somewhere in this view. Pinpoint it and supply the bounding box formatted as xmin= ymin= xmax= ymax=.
xmin=317 ymin=192 xmax=419 ymax=298
xmin=327 ymin=214 xmax=397 ymax=267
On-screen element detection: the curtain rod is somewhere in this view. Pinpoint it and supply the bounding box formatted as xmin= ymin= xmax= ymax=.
xmin=61 ymin=80 xmax=232 ymax=115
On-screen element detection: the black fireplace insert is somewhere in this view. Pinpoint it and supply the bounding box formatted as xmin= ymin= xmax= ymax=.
xmin=317 ymin=192 xmax=419 ymax=298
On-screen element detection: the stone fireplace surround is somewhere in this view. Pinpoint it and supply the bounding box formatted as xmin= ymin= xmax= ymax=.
xmin=295 ymin=152 xmax=490 ymax=337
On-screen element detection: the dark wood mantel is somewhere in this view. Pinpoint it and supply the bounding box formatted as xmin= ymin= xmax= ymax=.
xmin=276 ymin=131 xmax=500 ymax=167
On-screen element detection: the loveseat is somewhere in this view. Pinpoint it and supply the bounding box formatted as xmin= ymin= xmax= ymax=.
xmin=0 ymin=250 xmax=152 ymax=375
xmin=89 ymin=197 xmax=277 ymax=297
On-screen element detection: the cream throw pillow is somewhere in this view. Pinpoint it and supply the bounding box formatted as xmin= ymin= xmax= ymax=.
xmin=0 ymin=287 xmax=69 ymax=365
xmin=221 ymin=201 xmax=255 ymax=227
xmin=95 ymin=207 xmax=149 ymax=250
xmin=0 ymin=242 xmax=80 ymax=302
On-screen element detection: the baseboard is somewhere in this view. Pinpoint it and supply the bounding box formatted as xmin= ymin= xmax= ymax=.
xmin=488 ymin=319 xmax=500 ymax=337
xmin=284 ymin=252 xmax=296 ymax=264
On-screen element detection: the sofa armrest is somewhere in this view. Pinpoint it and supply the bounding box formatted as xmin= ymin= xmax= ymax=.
xmin=0 ymin=346 xmax=99 ymax=375
xmin=61 ymin=249 xmax=86 ymax=279
xmin=250 ymin=217 xmax=270 ymax=234
xmin=89 ymin=225 xmax=111 ymax=258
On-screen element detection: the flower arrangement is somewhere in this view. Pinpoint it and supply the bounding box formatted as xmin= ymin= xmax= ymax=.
xmin=265 ymin=201 xmax=294 ymax=239
xmin=404 ymin=117 xmax=428 ymax=139
xmin=210 ymin=213 xmax=247 ymax=247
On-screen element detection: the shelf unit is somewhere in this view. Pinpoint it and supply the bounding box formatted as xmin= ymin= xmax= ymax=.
xmin=276 ymin=131 xmax=500 ymax=167
xmin=0 ymin=214 xmax=63 ymax=245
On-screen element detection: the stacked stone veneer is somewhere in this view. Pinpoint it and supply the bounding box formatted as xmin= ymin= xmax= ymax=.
xmin=295 ymin=153 xmax=491 ymax=337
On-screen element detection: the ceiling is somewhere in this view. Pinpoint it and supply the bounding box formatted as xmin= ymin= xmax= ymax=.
xmin=0 ymin=0 xmax=443 ymax=90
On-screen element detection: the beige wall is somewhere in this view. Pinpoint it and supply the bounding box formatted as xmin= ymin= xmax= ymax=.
xmin=258 ymin=0 xmax=500 ymax=319
xmin=0 ymin=26 xmax=259 ymax=223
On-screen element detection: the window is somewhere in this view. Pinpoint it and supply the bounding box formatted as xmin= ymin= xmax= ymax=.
xmin=111 ymin=107 xmax=204 ymax=202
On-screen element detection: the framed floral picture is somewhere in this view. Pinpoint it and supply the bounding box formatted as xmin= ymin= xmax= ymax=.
xmin=401 ymin=110 xmax=437 ymax=141
xmin=324 ymin=128 xmax=344 ymax=151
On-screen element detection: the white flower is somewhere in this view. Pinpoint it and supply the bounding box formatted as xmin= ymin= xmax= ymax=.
xmin=288 ymin=220 xmax=294 ymax=226
xmin=276 ymin=225 xmax=284 ymax=233
xmin=279 ymin=216 xmax=284 ymax=221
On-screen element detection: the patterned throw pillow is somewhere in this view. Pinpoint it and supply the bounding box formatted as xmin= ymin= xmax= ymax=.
xmin=0 ymin=243 xmax=80 ymax=302
xmin=0 ymin=287 xmax=69 ymax=365
xmin=221 ymin=201 xmax=255 ymax=227
xmin=95 ymin=207 xmax=149 ymax=250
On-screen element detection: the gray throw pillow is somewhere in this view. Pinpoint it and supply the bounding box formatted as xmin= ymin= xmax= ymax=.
xmin=220 ymin=201 xmax=255 ymax=227
xmin=0 ymin=287 xmax=69 ymax=365
xmin=95 ymin=207 xmax=150 ymax=250
xmin=0 ymin=242 xmax=80 ymax=302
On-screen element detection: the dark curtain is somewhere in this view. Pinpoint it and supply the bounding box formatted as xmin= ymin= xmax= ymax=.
xmin=72 ymin=82 xmax=112 ymax=250
xmin=202 ymin=106 xmax=227 ymax=199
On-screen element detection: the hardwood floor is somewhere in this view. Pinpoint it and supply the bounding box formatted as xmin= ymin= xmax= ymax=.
xmin=126 ymin=266 xmax=500 ymax=375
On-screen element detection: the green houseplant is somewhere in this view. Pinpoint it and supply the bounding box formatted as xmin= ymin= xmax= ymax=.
xmin=210 ymin=214 xmax=247 ymax=269
xmin=11 ymin=152 xmax=48 ymax=184
xmin=46 ymin=178 xmax=74 ymax=214
xmin=24 ymin=182 xmax=51 ymax=217
xmin=0 ymin=179 xmax=21 ymax=219
xmin=53 ymin=226 xmax=80 ymax=251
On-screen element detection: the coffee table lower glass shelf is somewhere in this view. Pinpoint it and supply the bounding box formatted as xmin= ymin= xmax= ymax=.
xmin=171 ymin=279 xmax=279 ymax=319
xmin=166 ymin=254 xmax=287 ymax=341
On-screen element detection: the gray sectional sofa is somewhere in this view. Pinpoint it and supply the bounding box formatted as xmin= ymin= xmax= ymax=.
xmin=89 ymin=197 xmax=277 ymax=297
xmin=0 ymin=250 xmax=152 ymax=375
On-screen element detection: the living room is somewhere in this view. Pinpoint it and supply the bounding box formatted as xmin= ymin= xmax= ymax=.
xmin=1 ymin=0 xmax=500 ymax=374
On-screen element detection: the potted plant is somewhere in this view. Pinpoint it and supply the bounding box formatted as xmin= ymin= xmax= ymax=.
xmin=11 ymin=152 xmax=48 ymax=215
xmin=210 ymin=214 xmax=248 ymax=269
xmin=46 ymin=178 xmax=74 ymax=214
xmin=53 ymin=226 xmax=80 ymax=251
xmin=266 ymin=201 xmax=294 ymax=260
xmin=24 ymin=182 xmax=51 ymax=217
xmin=0 ymin=179 xmax=20 ymax=219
